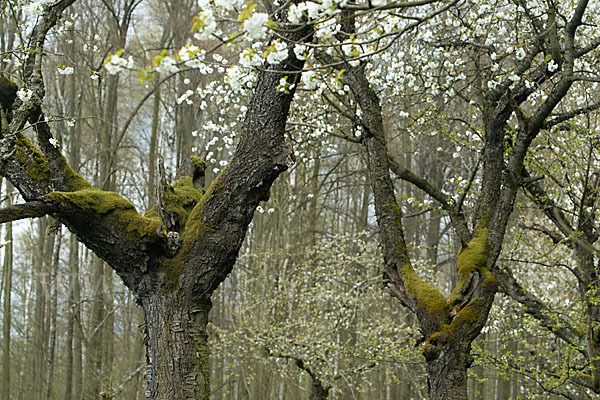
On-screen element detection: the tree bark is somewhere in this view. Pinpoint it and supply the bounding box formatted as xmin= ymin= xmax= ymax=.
xmin=45 ymin=228 xmax=61 ymax=399
xmin=0 ymin=2 xmax=313 ymax=399
xmin=425 ymin=341 xmax=472 ymax=400
xmin=63 ymin=236 xmax=75 ymax=400
xmin=1 ymin=181 xmax=13 ymax=400
xmin=141 ymin=295 xmax=211 ymax=399
xmin=309 ymin=379 xmax=330 ymax=400
xmin=32 ymin=218 xmax=48 ymax=400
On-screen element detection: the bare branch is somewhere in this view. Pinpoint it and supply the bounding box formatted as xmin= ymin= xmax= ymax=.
xmin=0 ymin=200 xmax=55 ymax=223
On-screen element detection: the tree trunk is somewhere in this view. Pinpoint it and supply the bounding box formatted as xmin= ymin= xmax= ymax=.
xmin=309 ymin=378 xmax=330 ymax=400
xmin=63 ymin=236 xmax=75 ymax=400
xmin=32 ymin=218 xmax=48 ymax=400
xmin=425 ymin=341 xmax=472 ymax=400
xmin=46 ymin=229 xmax=61 ymax=399
xmin=1 ymin=182 xmax=13 ymax=400
xmin=141 ymin=294 xmax=211 ymax=400
xmin=85 ymin=255 xmax=105 ymax=399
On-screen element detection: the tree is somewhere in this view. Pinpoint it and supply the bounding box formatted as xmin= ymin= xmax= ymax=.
xmin=480 ymin=111 xmax=600 ymax=398
xmin=0 ymin=1 xmax=311 ymax=399
xmin=285 ymin=0 xmax=599 ymax=398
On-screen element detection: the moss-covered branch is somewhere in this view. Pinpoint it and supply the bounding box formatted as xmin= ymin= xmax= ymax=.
xmin=448 ymin=222 xmax=492 ymax=311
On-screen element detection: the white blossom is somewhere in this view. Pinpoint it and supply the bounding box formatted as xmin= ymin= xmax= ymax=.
xmin=225 ymin=65 xmax=251 ymax=92
xmin=22 ymin=0 xmax=54 ymax=17
xmin=156 ymin=56 xmax=178 ymax=75
xmin=240 ymin=48 xmax=263 ymax=68
xmin=105 ymin=54 xmax=134 ymax=75
xmin=266 ymin=40 xmax=288 ymax=64
xmin=17 ymin=88 xmax=33 ymax=103
xmin=193 ymin=9 xmax=217 ymax=40
xmin=243 ymin=13 xmax=269 ymax=40
xmin=288 ymin=3 xmax=304 ymax=24
xmin=294 ymin=44 xmax=309 ymax=60
xmin=515 ymin=47 xmax=526 ymax=60
xmin=177 ymin=90 xmax=194 ymax=105
xmin=301 ymin=70 xmax=318 ymax=90
xmin=57 ymin=66 xmax=74 ymax=75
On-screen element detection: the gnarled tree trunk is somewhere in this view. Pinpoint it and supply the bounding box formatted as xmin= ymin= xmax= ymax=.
xmin=0 ymin=2 xmax=313 ymax=400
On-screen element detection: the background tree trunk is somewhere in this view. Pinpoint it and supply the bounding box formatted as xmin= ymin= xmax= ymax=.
xmin=1 ymin=182 xmax=12 ymax=400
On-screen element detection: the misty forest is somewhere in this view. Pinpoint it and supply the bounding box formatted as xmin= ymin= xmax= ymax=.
xmin=1 ymin=0 xmax=600 ymax=399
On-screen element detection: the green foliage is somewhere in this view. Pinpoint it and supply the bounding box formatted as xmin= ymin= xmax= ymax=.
xmin=211 ymin=233 xmax=422 ymax=396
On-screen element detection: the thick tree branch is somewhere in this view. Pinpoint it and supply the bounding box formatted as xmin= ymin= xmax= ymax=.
xmin=387 ymin=155 xmax=471 ymax=244
xmin=179 ymin=9 xmax=314 ymax=300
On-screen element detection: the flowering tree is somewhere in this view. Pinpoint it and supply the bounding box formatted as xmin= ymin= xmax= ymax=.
xmin=482 ymin=111 xmax=600 ymax=397
xmin=271 ymin=0 xmax=600 ymax=398
xmin=0 ymin=0 xmax=312 ymax=398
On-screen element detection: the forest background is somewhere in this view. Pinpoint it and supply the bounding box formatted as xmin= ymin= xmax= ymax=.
xmin=1 ymin=0 xmax=600 ymax=399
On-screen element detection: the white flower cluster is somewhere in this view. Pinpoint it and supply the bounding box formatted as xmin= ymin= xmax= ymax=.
xmin=198 ymin=0 xmax=242 ymax=10
xmin=104 ymin=53 xmax=134 ymax=75
xmin=17 ymin=88 xmax=33 ymax=103
xmin=177 ymin=90 xmax=194 ymax=105
xmin=225 ymin=65 xmax=255 ymax=92
xmin=287 ymin=0 xmax=346 ymax=24
xmin=240 ymin=46 xmax=263 ymax=68
xmin=156 ymin=56 xmax=178 ymax=75
xmin=193 ymin=9 xmax=217 ymax=41
xmin=179 ymin=45 xmax=206 ymax=69
xmin=243 ymin=13 xmax=269 ymax=40
xmin=266 ymin=40 xmax=288 ymax=65
xmin=22 ymin=0 xmax=54 ymax=17
xmin=57 ymin=65 xmax=74 ymax=75
xmin=301 ymin=70 xmax=318 ymax=90
xmin=293 ymin=44 xmax=310 ymax=60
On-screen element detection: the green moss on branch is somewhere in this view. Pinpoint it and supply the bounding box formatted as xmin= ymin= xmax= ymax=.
xmin=46 ymin=188 xmax=161 ymax=239
xmin=447 ymin=222 xmax=493 ymax=308
xmin=14 ymin=136 xmax=51 ymax=182
xmin=401 ymin=263 xmax=449 ymax=318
